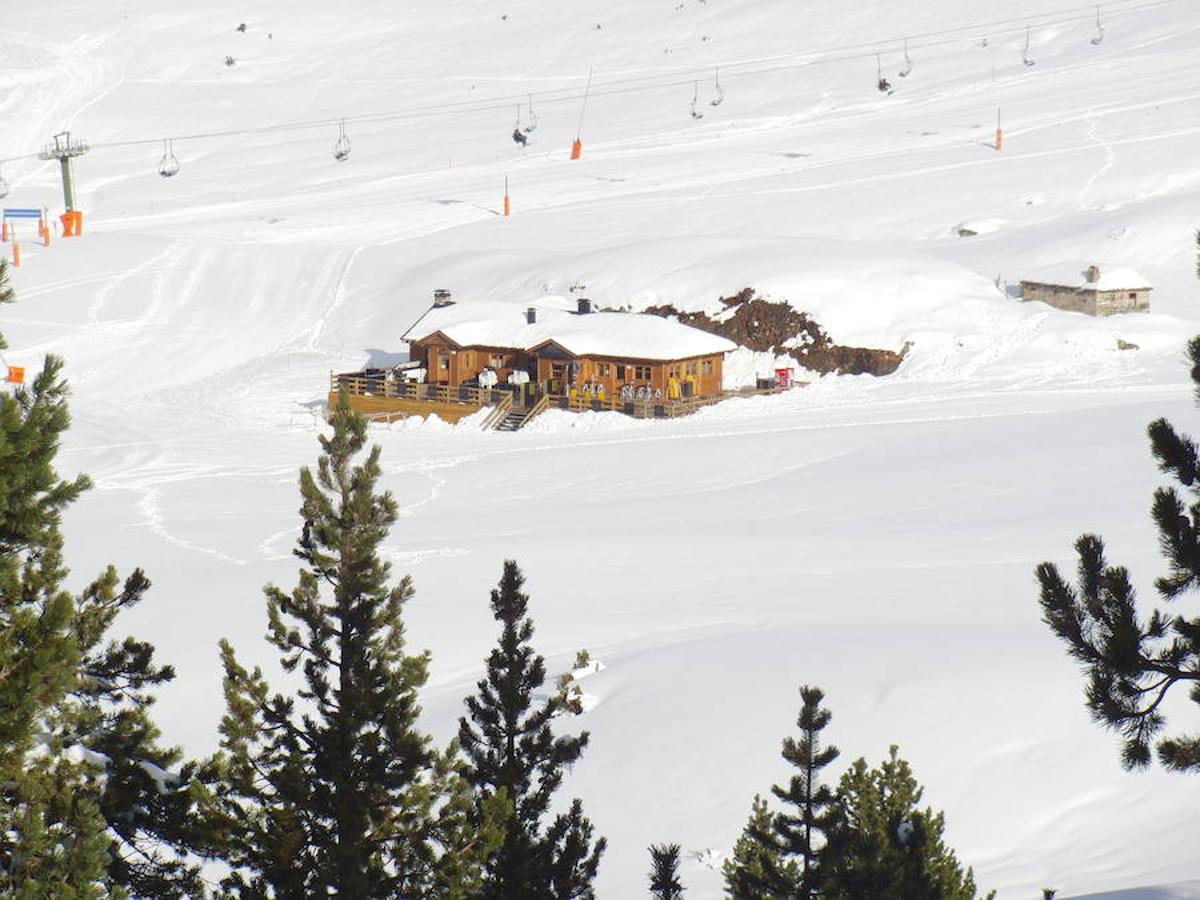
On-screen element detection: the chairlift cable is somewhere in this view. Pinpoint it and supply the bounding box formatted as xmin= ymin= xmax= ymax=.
xmin=0 ymin=0 xmax=1184 ymax=166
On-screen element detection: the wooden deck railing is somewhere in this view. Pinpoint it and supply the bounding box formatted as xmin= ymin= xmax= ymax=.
xmin=331 ymin=373 xmax=509 ymax=408
xmin=332 ymin=370 xmax=802 ymax=425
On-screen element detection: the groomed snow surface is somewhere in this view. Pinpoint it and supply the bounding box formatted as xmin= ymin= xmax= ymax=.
xmin=4 ymin=0 xmax=1200 ymax=895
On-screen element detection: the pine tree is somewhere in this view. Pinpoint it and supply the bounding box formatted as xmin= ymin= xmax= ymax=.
xmin=0 ymin=260 xmax=201 ymax=896
xmin=820 ymin=746 xmax=979 ymax=900
xmin=768 ymin=685 xmax=839 ymax=896
xmin=1037 ymin=334 xmax=1200 ymax=773
xmin=208 ymin=393 xmax=504 ymax=896
xmin=459 ymin=560 xmax=606 ymax=898
xmin=648 ymin=842 xmax=685 ymax=898
xmin=722 ymin=795 xmax=797 ymax=899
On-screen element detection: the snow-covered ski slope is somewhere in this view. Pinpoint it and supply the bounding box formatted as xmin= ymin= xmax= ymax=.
xmin=4 ymin=0 xmax=1200 ymax=895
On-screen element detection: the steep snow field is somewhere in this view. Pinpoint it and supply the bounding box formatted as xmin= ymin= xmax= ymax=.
xmin=4 ymin=0 xmax=1200 ymax=894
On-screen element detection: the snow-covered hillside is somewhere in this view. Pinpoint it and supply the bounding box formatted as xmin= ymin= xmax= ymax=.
xmin=4 ymin=0 xmax=1200 ymax=895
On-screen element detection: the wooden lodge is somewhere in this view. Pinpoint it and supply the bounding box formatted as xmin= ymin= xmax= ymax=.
xmin=331 ymin=294 xmax=747 ymax=429
xmin=1019 ymin=264 xmax=1152 ymax=317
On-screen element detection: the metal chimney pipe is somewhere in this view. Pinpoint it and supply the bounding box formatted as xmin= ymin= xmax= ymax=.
xmin=577 ymin=297 xmax=592 ymax=314
xmin=526 ymin=307 xmax=537 ymax=324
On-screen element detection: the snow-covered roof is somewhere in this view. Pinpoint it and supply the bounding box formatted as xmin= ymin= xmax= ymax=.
xmin=403 ymin=299 xmax=737 ymax=361
xmin=1021 ymin=263 xmax=1152 ymax=291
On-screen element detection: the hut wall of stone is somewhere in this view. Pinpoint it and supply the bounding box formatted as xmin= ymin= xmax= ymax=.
xmin=1019 ymin=282 xmax=1152 ymax=317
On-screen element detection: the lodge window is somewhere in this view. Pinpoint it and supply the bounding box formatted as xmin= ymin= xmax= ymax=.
xmin=489 ymin=353 xmax=507 ymax=368
xmin=439 ymin=357 xmax=449 ymax=370
xmin=551 ymin=363 xmax=566 ymax=378
xmin=597 ymin=362 xmax=611 ymax=377
xmin=685 ymin=362 xmax=697 ymax=376
xmin=616 ymin=365 xmax=626 ymax=380
xmin=667 ymin=365 xmax=680 ymax=379
xmin=1128 ymin=292 xmax=1137 ymax=300
xmin=634 ymin=365 xmax=651 ymax=380
xmin=701 ymin=358 xmax=714 ymax=376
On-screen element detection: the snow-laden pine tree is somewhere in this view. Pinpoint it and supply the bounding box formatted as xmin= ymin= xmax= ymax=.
xmin=1038 ymin=335 xmax=1200 ymax=773
xmin=722 ymin=795 xmax=796 ymax=898
xmin=209 ymin=393 xmax=505 ymax=896
xmin=648 ymin=842 xmax=685 ymax=899
xmin=724 ymin=684 xmax=838 ymax=897
xmin=459 ymin=560 xmax=606 ymax=898
xmin=0 ymin=259 xmax=204 ymax=897
xmin=769 ymin=685 xmax=839 ymax=895
xmin=820 ymin=746 xmax=980 ymax=900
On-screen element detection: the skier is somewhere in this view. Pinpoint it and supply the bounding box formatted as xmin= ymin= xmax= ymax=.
xmin=512 ymin=128 xmax=528 ymax=146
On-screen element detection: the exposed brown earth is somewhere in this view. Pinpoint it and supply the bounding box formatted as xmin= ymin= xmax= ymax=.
xmin=642 ymin=288 xmax=908 ymax=376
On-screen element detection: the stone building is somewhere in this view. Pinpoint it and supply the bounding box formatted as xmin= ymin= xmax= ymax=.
xmin=1019 ymin=264 xmax=1151 ymax=316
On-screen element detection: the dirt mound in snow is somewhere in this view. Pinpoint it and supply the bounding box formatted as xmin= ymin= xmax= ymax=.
xmin=643 ymin=288 xmax=907 ymax=376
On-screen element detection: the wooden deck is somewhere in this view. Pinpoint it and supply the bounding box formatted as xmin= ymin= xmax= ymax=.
xmin=329 ymin=371 xmax=799 ymax=428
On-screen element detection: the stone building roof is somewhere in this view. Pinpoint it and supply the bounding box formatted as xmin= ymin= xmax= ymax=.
xmin=1021 ymin=264 xmax=1152 ymax=292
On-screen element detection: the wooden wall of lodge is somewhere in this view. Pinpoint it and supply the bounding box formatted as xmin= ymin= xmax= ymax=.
xmin=413 ymin=338 xmax=725 ymax=398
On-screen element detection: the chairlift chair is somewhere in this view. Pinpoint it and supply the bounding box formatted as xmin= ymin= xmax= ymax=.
xmin=1023 ymin=27 xmax=1036 ymax=66
xmin=876 ymin=54 xmax=892 ymax=93
xmin=333 ymin=120 xmax=351 ymax=162
xmin=158 ymin=140 xmax=180 ymax=178
xmin=1091 ymin=6 xmax=1105 ymax=45
xmin=690 ymin=81 xmax=704 ymax=119
xmin=709 ymin=67 xmax=725 ymax=106
xmin=524 ymin=94 xmax=538 ymax=133
xmin=899 ymin=38 xmax=913 ymax=77
xmin=512 ymin=107 xmax=529 ymax=146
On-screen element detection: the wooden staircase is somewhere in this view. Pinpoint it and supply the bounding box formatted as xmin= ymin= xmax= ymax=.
xmin=487 ymin=394 xmax=552 ymax=432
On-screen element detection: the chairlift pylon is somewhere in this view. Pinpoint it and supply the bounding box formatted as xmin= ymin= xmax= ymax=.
xmin=899 ymin=38 xmax=913 ymax=78
xmin=690 ymin=81 xmax=704 ymax=119
xmin=876 ymin=54 xmax=892 ymax=93
xmin=157 ymin=139 xmax=180 ymax=178
xmin=1091 ymin=5 xmax=1105 ymax=45
xmin=333 ymin=120 xmax=351 ymax=162
xmin=1023 ymin=27 xmax=1036 ymax=67
xmin=709 ymin=67 xmax=724 ymax=106
xmin=524 ymin=94 xmax=538 ymax=133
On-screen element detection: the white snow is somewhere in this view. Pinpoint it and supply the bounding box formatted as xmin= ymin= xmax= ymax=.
xmin=404 ymin=299 xmax=736 ymax=360
xmin=3 ymin=0 xmax=1200 ymax=896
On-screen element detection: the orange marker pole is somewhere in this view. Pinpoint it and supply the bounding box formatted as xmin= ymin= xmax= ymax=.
xmin=995 ymin=108 xmax=1003 ymax=151
xmin=60 ymin=213 xmax=74 ymax=237
xmin=11 ymin=242 xmax=20 ymax=268
xmin=503 ymin=176 xmax=511 ymax=216
xmin=73 ymin=211 xmax=84 ymax=235
xmin=570 ymin=138 xmax=583 ymax=160
xmin=1 ymin=222 xmax=7 ymax=242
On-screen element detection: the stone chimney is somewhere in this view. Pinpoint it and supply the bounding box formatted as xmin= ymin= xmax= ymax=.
xmin=526 ymin=307 xmax=537 ymax=324
xmin=1084 ymin=265 xmax=1100 ymax=284
xmin=432 ymin=288 xmax=453 ymax=307
xmin=577 ymin=297 xmax=592 ymax=314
